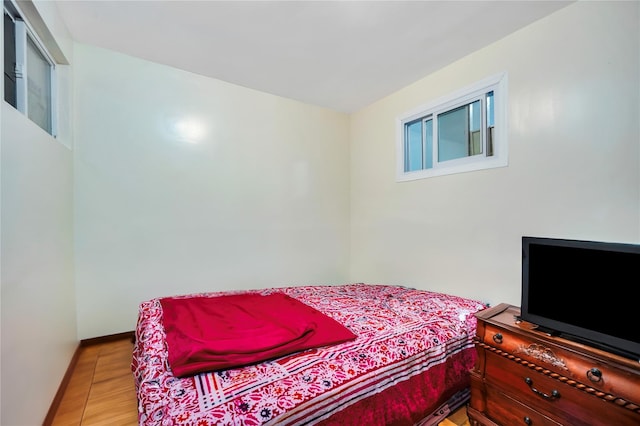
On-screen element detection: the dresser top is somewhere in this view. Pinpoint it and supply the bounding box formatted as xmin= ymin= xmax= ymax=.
xmin=475 ymin=303 xmax=640 ymax=370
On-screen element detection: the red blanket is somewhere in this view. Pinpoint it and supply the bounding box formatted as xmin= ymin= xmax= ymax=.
xmin=160 ymin=292 xmax=357 ymax=377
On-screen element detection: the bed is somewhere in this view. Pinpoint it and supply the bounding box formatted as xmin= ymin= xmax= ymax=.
xmin=132 ymin=283 xmax=486 ymax=426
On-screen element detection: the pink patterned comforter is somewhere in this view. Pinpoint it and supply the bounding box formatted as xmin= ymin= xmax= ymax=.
xmin=132 ymin=284 xmax=486 ymax=426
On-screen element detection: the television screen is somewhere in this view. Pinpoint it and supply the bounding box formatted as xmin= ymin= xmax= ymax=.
xmin=521 ymin=236 xmax=640 ymax=361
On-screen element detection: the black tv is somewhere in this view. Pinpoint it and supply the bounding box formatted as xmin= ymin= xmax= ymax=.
xmin=520 ymin=236 xmax=640 ymax=361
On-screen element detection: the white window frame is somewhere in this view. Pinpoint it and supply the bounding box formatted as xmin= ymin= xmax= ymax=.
xmin=4 ymin=0 xmax=57 ymax=136
xmin=396 ymin=72 xmax=508 ymax=182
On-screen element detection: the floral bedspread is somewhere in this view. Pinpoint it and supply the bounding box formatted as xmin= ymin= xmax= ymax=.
xmin=132 ymin=283 xmax=486 ymax=426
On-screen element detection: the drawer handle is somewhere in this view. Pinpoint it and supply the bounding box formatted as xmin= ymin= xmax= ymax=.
xmin=523 ymin=416 xmax=532 ymax=425
xmin=492 ymin=332 xmax=503 ymax=344
xmin=524 ymin=377 xmax=561 ymax=400
xmin=587 ymin=367 xmax=603 ymax=383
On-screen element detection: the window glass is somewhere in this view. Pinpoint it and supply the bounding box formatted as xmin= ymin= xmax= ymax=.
xmin=438 ymin=104 xmax=470 ymax=162
xmin=406 ymin=119 xmax=423 ymax=171
xmin=4 ymin=11 xmax=17 ymax=107
xmin=3 ymin=1 xmax=56 ymax=135
xmin=469 ymin=99 xmax=482 ymax=156
xmin=396 ymin=72 xmax=507 ymax=181
xmin=487 ymin=91 xmax=494 ymax=126
xmin=424 ymin=118 xmax=433 ymax=169
xmin=26 ymin=35 xmax=52 ymax=133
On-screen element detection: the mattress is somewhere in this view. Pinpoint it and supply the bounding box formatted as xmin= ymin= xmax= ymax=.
xmin=132 ymin=283 xmax=486 ymax=425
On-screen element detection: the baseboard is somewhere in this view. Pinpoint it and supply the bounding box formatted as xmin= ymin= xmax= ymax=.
xmin=80 ymin=330 xmax=135 ymax=346
xmin=42 ymin=331 xmax=135 ymax=425
xmin=42 ymin=343 xmax=82 ymax=426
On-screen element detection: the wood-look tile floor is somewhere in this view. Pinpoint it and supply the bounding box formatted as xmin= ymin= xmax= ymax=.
xmin=50 ymin=338 xmax=470 ymax=425
xmin=51 ymin=338 xmax=138 ymax=425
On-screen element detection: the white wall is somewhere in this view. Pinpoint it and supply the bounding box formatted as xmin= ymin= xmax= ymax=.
xmin=1 ymin=2 xmax=75 ymax=424
xmin=350 ymin=0 xmax=640 ymax=307
xmin=1 ymin=107 xmax=76 ymax=426
xmin=73 ymin=44 xmax=351 ymax=339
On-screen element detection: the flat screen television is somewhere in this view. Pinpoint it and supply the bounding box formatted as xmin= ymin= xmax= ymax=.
xmin=520 ymin=236 xmax=640 ymax=361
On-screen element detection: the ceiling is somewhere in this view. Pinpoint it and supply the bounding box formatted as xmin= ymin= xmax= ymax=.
xmin=55 ymin=0 xmax=573 ymax=113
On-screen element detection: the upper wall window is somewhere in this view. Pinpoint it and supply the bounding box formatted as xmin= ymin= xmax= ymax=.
xmin=4 ymin=0 xmax=56 ymax=135
xmin=396 ymin=73 xmax=508 ymax=181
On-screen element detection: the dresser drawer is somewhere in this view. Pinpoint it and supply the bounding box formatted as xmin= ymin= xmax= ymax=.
xmin=484 ymin=385 xmax=562 ymax=426
xmin=481 ymin=322 xmax=640 ymax=405
xmin=484 ymin=351 xmax=640 ymax=426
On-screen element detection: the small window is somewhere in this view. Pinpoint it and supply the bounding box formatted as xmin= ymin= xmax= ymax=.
xmin=396 ymin=73 xmax=507 ymax=181
xmin=4 ymin=0 xmax=56 ymax=135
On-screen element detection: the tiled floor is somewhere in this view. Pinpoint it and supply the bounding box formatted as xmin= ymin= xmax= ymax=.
xmin=51 ymin=339 xmax=137 ymax=425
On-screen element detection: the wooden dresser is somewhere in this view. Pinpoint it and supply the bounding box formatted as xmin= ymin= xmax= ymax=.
xmin=468 ymin=304 xmax=640 ymax=426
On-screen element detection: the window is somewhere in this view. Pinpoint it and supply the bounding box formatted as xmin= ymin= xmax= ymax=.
xmin=396 ymin=73 xmax=507 ymax=181
xmin=4 ymin=0 xmax=56 ymax=135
